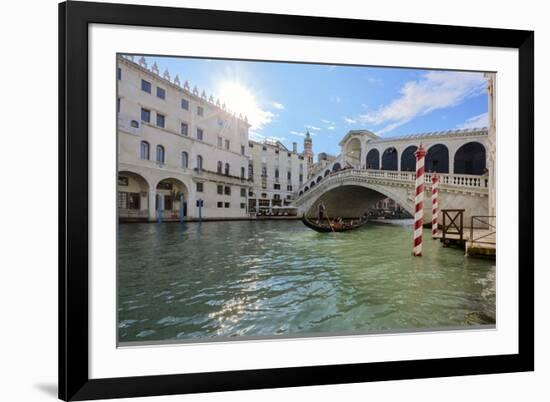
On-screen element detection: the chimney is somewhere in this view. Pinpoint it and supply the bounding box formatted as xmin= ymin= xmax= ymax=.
xmin=292 ymin=142 xmax=297 ymax=153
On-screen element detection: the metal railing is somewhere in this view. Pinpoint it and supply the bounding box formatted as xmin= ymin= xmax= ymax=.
xmin=470 ymin=215 xmax=496 ymax=244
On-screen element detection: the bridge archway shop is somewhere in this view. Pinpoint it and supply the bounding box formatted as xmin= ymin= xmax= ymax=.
xmin=366 ymin=149 xmax=380 ymax=170
xmin=454 ymin=141 xmax=486 ymax=175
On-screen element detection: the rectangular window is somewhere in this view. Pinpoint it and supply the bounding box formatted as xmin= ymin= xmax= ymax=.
xmin=117 ymin=67 xmax=121 ymax=80
xmin=241 ymin=145 xmax=245 ymax=155
xmin=141 ymin=79 xmax=151 ymax=93
xmin=240 ymin=188 xmax=246 ymax=197
xmin=274 ymin=194 xmax=281 ymax=201
xmin=181 ymin=98 xmax=189 ymax=110
xmin=196 ymin=182 xmax=203 ymax=192
xmin=181 ymin=122 xmax=188 ymax=136
xmin=140 ymin=108 xmax=150 ymax=123
xmin=197 ymin=106 xmax=204 ymax=116
xmin=287 ymin=171 xmax=291 ymax=180
xmin=117 ymin=97 xmax=120 ymax=113
xmin=197 ymin=128 xmax=204 ymax=141
xmin=224 ymin=202 xmax=230 ymax=208
xmin=156 ymin=87 xmax=166 ymax=100
xmin=217 ymin=185 xmax=223 ymax=195
xmin=217 ymin=137 xmax=222 ymax=147
xmin=217 ymin=201 xmax=223 ymax=208
xmin=275 ymin=150 xmax=279 ymax=154
xmin=274 ymin=183 xmax=281 ymax=190
xmin=249 ymin=143 xmax=254 ymax=148
xmin=240 ymin=203 xmax=246 ymax=209
xmin=156 ymin=113 xmax=165 ymax=128
xmin=262 ymin=146 xmax=267 ymax=151
xmin=299 ymin=174 xmax=303 ymax=183
xmin=196 ymin=200 xmax=204 ymax=207
xmin=287 ymin=185 xmax=293 ymax=191
xmin=225 ymin=139 xmax=230 ymax=150
xmin=224 ymin=186 xmax=231 ymax=196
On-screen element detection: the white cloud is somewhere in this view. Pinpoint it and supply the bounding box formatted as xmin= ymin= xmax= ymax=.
xmin=321 ymin=119 xmax=334 ymax=125
xmin=456 ymin=112 xmax=488 ymax=129
xmin=290 ymin=130 xmax=305 ymax=137
xmin=327 ymin=126 xmax=336 ymax=130
xmin=249 ymin=131 xmax=266 ymax=142
xmin=359 ymin=71 xmax=486 ymax=135
xmin=272 ymin=101 xmax=285 ymax=110
xmin=335 ymin=96 xmax=341 ymax=103
xmin=344 ymin=117 xmax=357 ymax=124
xmin=305 ymin=125 xmax=321 ymax=131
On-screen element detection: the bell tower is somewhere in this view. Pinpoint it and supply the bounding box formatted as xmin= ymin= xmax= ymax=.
xmin=303 ymin=130 xmax=313 ymax=176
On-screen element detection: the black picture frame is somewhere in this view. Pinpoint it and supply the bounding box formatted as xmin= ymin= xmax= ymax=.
xmin=59 ymin=1 xmax=534 ymax=400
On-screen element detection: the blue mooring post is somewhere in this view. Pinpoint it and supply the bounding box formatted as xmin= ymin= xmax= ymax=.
xmin=198 ymin=199 xmax=203 ymax=223
xmin=179 ymin=194 xmax=185 ymax=224
xmin=157 ymin=194 xmax=163 ymax=224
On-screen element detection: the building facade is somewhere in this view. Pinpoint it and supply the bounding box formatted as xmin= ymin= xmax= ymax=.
xmin=117 ymin=55 xmax=252 ymax=221
xmin=247 ymin=139 xmax=307 ymax=214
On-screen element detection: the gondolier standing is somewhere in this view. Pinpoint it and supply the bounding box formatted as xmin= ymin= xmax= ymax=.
xmin=318 ymin=202 xmax=326 ymax=222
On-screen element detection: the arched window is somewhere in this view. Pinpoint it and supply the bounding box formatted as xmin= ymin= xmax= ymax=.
xmin=140 ymin=141 xmax=150 ymax=160
xmin=287 ymin=171 xmax=291 ymax=181
xmin=217 ymin=161 xmax=222 ymax=174
xmin=196 ymin=155 xmax=203 ymax=170
xmin=299 ymin=191 xmax=303 ymax=196
xmin=400 ymin=145 xmax=417 ymax=172
xmin=181 ymin=151 xmax=188 ymax=168
xmin=324 ymin=170 xmax=330 ymax=177
xmin=381 ymin=147 xmax=398 ymax=171
xmin=156 ymin=145 xmax=165 ymax=164
xmin=310 ymin=181 xmax=316 ymax=188
xmin=332 ymin=163 xmax=341 ymax=172
xmin=304 ymin=186 xmax=309 ymax=192
xmin=241 ymin=166 xmax=245 ymax=179
xmin=426 ymin=144 xmax=449 ymax=173
xmin=248 ymin=164 xmax=254 ymax=180
xmin=317 ymin=176 xmax=322 ymax=183
xmin=225 ymin=163 xmax=230 ymax=176
xmin=366 ymin=149 xmax=379 ymax=169
xmin=454 ymin=142 xmax=486 ymax=175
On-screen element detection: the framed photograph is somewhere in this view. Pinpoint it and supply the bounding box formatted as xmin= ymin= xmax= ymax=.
xmin=59 ymin=1 xmax=534 ymax=400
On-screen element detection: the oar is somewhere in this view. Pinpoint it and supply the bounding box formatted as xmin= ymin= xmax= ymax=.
xmin=324 ymin=209 xmax=336 ymax=232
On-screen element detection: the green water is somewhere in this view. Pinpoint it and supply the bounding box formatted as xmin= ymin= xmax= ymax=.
xmin=118 ymin=220 xmax=495 ymax=343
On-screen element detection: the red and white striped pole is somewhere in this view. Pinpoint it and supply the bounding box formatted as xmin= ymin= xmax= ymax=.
xmin=431 ymin=174 xmax=439 ymax=238
xmin=413 ymin=144 xmax=426 ymax=256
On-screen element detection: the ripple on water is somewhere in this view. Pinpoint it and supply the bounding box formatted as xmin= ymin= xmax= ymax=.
xmin=118 ymin=221 xmax=496 ymax=343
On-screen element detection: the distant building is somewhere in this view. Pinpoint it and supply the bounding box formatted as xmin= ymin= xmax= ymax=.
xmin=310 ymin=152 xmax=336 ymax=178
xmin=247 ymin=139 xmax=307 ymax=214
xmin=303 ymin=131 xmax=314 ymax=177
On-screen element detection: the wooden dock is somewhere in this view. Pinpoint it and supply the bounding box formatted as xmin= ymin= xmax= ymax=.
xmin=435 ymin=210 xmax=496 ymax=257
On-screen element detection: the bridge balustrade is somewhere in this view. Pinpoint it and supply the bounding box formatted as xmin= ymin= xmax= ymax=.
xmin=294 ymin=168 xmax=488 ymax=201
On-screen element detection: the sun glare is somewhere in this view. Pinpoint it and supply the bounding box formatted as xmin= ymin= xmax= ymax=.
xmin=217 ymin=81 xmax=273 ymax=131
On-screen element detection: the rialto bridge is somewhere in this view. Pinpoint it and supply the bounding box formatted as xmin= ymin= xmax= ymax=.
xmin=292 ymin=128 xmax=490 ymax=224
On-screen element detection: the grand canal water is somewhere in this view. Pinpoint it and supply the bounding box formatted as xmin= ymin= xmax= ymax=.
xmin=118 ymin=220 xmax=495 ymax=344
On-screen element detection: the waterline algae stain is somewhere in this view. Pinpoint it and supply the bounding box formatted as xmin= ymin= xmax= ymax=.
xmin=118 ymin=221 xmax=495 ymax=344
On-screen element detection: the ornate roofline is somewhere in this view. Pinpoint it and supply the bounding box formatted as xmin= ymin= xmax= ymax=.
xmin=369 ymin=127 xmax=488 ymax=143
xmin=118 ymin=55 xmax=250 ymax=126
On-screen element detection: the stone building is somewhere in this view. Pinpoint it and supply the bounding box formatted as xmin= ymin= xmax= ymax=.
xmin=247 ymin=139 xmax=307 ymax=214
xmin=117 ymin=55 xmax=252 ymax=221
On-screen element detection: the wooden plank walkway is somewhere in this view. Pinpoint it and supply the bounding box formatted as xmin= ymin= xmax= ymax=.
xmin=433 ymin=229 xmax=496 ymax=257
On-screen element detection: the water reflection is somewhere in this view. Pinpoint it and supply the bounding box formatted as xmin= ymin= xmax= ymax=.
xmin=118 ymin=220 xmax=495 ymax=343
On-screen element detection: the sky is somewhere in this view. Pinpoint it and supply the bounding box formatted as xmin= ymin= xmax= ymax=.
xmin=137 ymin=55 xmax=489 ymax=156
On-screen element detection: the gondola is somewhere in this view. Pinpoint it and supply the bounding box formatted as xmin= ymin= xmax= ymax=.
xmin=301 ymin=215 xmax=368 ymax=233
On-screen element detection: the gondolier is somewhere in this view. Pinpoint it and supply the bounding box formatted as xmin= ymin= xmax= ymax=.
xmin=317 ymin=202 xmax=326 ymax=222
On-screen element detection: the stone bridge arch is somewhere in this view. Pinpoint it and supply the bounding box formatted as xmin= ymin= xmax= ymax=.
xmin=296 ymin=179 xmax=414 ymax=219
